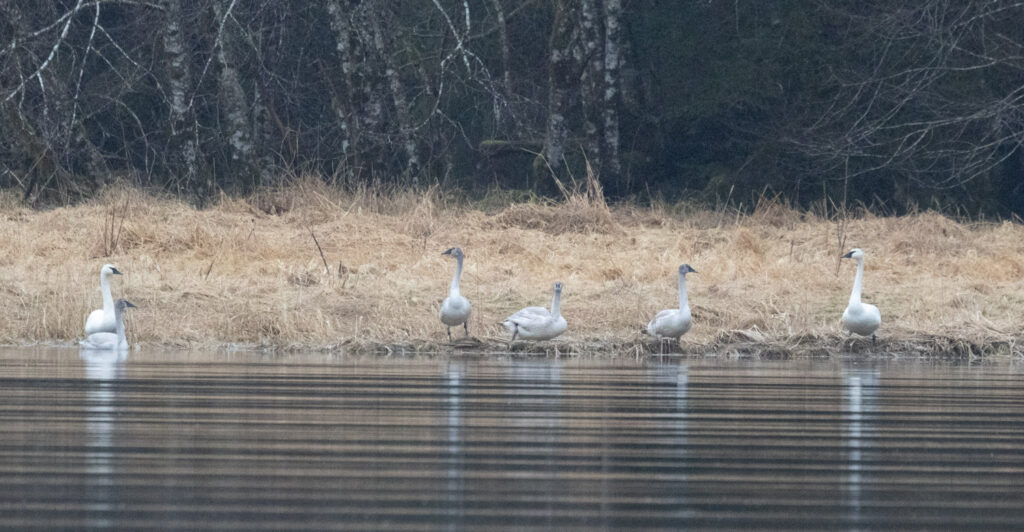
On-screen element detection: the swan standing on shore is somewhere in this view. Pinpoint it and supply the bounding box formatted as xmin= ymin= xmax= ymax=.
xmin=647 ymin=264 xmax=696 ymax=343
xmin=80 ymin=299 xmax=136 ymax=350
xmin=503 ymin=282 xmax=568 ymax=342
xmin=841 ymin=248 xmax=881 ymax=344
xmin=439 ymin=247 xmax=472 ymax=341
xmin=85 ymin=264 xmax=123 ymax=335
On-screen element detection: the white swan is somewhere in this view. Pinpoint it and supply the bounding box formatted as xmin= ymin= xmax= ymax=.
xmin=439 ymin=247 xmax=472 ymax=341
xmin=647 ymin=264 xmax=696 ymax=341
xmin=503 ymin=282 xmax=568 ymax=342
xmin=841 ymin=248 xmax=881 ymax=344
xmin=80 ymin=299 xmax=136 ymax=350
xmin=84 ymin=264 xmax=123 ymax=335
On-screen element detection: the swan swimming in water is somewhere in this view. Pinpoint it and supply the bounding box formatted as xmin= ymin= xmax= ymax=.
xmin=80 ymin=299 xmax=136 ymax=351
xmin=841 ymin=248 xmax=881 ymax=344
xmin=84 ymin=264 xmax=122 ymax=335
xmin=439 ymin=247 xmax=472 ymax=341
xmin=647 ymin=264 xmax=696 ymax=343
xmin=503 ymin=282 xmax=568 ymax=342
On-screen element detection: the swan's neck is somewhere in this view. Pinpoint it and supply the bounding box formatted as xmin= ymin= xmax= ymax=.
xmin=449 ymin=255 xmax=463 ymax=297
xmin=550 ymin=289 xmax=562 ymax=319
xmin=114 ymin=307 xmax=127 ymax=346
xmin=849 ymin=257 xmax=865 ymax=306
xmin=100 ymin=273 xmax=114 ymax=313
xmin=678 ymin=271 xmax=689 ymax=310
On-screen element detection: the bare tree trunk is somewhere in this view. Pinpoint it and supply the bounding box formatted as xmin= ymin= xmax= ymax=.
xmin=579 ymin=0 xmax=603 ymax=169
xmin=162 ymin=0 xmax=200 ymax=193
xmin=212 ymin=0 xmax=254 ymax=189
xmin=368 ymin=6 xmax=420 ymax=184
xmin=543 ymin=0 xmax=577 ymax=174
xmin=489 ymin=0 xmax=512 ymax=102
xmin=601 ymin=0 xmax=622 ymax=180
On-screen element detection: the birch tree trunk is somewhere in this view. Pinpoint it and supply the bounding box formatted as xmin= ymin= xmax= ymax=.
xmin=579 ymin=0 xmax=603 ymax=170
xmin=368 ymin=5 xmax=420 ymax=184
xmin=601 ymin=0 xmax=622 ymax=181
xmin=212 ymin=0 xmax=255 ymax=189
xmin=543 ymin=0 xmax=577 ymax=174
xmin=162 ymin=0 xmax=199 ymax=193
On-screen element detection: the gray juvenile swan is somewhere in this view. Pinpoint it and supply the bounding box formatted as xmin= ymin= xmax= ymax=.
xmin=841 ymin=248 xmax=881 ymax=344
xmin=85 ymin=264 xmax=123 ymax=335
xmin=647 ymin=264 xmax=696 ymax=342
xmin=80 ymin=299 xmax=137 ymax=350
xmin=439 ymin=247 xmax=472 ymax=341
xmin=503 ymin=282 xmax=568 ymax=342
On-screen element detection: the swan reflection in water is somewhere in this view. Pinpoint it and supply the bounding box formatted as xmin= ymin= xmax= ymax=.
xmin=80 ymin=348 xmax=127 ymax=529
xmin=844 ymin=366 xmax=880 ymax=530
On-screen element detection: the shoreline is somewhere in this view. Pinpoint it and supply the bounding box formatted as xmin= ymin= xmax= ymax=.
xmin=2 ymin=184 xmax=1023 ymax=358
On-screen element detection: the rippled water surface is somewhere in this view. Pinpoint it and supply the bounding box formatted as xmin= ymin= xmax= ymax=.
xmin=0 ymin=348 xmax=1022 ymax=530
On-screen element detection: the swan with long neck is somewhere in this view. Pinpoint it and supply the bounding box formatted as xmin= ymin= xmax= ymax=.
xmin=503 ymin=282 xmax=568 ymax=342
xmin=647 ymin=264 xmax=696 ymax=341
xmin=80 ymin=299 xmax=136 ymax=350
xmin=439 ymin=247 xmax=472 ymax=341
xmin=841 ymin=248 xmax=881 ymax=344
xmin=84 ymin=264 xmax=123 ymax=335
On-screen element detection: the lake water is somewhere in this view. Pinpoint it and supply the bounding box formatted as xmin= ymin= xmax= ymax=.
xmin=0 ymin=348 xmax=1021 ymax=530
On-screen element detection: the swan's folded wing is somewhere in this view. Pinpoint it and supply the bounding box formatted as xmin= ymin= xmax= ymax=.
xmin=505 ymin=306 xmax=549 ymax=323
xmin=85 ymin=309 xmax=115 ymax=335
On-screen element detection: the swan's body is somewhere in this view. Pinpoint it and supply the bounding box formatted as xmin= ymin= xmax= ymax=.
xmin=841 ymin=249 xmax=881 ymax=342
xmin=80 ymin=299 xmax=136 ymax=351
xmin=647 ymin=264 xmax=696 ymax=340
xmin=439 ymin=247 xmax=472 ymax=341
xmin=503 ymin=282 xmax=567 ymax=341
xmin=84 ymin=264 xmax=122 ymax=335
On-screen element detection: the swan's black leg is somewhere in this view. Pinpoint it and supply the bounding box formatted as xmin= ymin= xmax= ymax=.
xmin=872 ymin=333 xmax=876 ymax=347
xmin=510 ymin=323 xmax=519 ymax=342
xmin=463 ymin=321 xmax=469 ymax=337
xmin=447 ymin=327 xmax=452 ymax=342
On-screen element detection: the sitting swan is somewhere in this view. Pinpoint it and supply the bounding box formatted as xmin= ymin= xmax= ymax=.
xmin=80 ymin=299 xmax=136 ymax=350
xmin=503 ymin=282 xmax=568 ymax=342
xmin=439 ymin=247 xmax=472 ymax=341
xmin=84 ymin=264 xmax=123 ymax=335
xmin=647 ymin=264 xmax=697 ymax=341
xmin=841 ymin=248 xmax=881 ymax=344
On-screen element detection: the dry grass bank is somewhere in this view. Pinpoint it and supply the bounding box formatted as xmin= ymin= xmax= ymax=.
xmin=1 ymin=179 xmax=1023 ymax=357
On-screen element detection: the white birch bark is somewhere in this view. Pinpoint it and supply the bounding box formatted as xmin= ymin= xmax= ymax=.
xmin=601 ymin=0 xmax=622 ymax=178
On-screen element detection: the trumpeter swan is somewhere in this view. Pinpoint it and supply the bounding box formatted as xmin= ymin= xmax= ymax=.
xmin=80 ymin=299 xmax=136 ymax=350
xmin=439 ymin=247 xmax=472 ymax=341
xmin=503 ymin=282 xmax=568 ymax=342
xmin=84 ymin=264 xmax=122 ymax=335
xmin=841 ymin=248 xmax=881 ymax=344
xmin=647 ymin=264 xmax=696 ymax=343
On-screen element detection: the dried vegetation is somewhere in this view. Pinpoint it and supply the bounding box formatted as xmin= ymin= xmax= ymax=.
xmin=1 ymin=176 xmax=1022 ymax=357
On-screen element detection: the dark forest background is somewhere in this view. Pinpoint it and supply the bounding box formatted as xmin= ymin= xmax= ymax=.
xmin=2 ymin=0 xmax=1024 ymax=214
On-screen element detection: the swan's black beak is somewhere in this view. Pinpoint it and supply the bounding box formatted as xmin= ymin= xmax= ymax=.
xmin=123 ymin=300 xmax=137 ymax=308
xmin=441 ymin=248 xmax=454 ymax=256
xmin=111 ymin=267 xmax=122 ymax=275
xmin=841 ymin=251 xmax=854 ymax=259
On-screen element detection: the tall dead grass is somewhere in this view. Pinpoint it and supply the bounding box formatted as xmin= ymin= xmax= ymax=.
xmin=1 ymin=179 xmax=1023 ymax=356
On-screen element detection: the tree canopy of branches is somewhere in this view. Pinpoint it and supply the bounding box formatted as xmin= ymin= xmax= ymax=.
xmin=1 ymin=0 xmax=1023 ymax=215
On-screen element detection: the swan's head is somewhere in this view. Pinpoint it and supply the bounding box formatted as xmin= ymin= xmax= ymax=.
xmin=679 ymin=264 xmax=697 ymax=275
xmin=553 ymin=281 xmax=563 ymax=294
xmin=842 ymin=248 xmax=865 ymax=260
xmin=114 ymin=299 xmax=136 ymax=311
xmin=101 ymin=264 xmax=122 ymax=276
xmin=442 ymin=247 xmax=464 ymax=259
